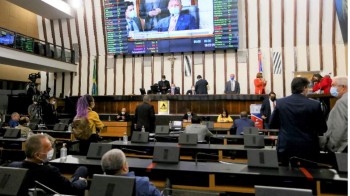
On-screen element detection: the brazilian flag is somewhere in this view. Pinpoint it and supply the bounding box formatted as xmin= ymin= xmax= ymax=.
xmin=92 ymin=58 xmax=98 ymax=95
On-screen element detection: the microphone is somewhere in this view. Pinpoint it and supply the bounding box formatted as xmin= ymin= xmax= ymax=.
xmin=289 ymin=156 xmax=332 ymax=168
xmin=195 ymin=152 xmax=234 ymax=166
xmin=34 ymin=180 xmax=59 ymax=194
xmin=121 ymin=147 xmax=148 ymax=154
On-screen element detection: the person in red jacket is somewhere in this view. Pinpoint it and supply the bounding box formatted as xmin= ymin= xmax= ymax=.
xmin=312 ymin=73 xmax=332 ymax=94
xmin=254 ymin=72 xmax=267 ymax=94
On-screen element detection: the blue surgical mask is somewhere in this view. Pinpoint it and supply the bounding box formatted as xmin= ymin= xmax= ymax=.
xmin=330 ymin=87 xmax=338 ymax=97
xmin=230 ymin=77 xmax=234 ymax=81
xmin=169 ymin=7 xmax=180 ymax=15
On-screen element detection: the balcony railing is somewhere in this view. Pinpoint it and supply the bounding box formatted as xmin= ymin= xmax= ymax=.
xmin=0 ymin=26 xmax=75 ymax=64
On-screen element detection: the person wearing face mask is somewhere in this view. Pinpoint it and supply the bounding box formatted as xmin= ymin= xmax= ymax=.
xmin=269 ymin=77 xmax=327 ymax=166
xmin=139 ymin=0 xmax=169 ymax=31
xmin=260 ymin=92 xmax=277 ymax=129
xmin=116 ymin=107 xmax=131 ymax=121
xmin=182 ymin=108 xmax=195 ymax=122
xmin=153 ymin=0 xmax=198 ymax=32
xmin=224 ymin=74 xmax=240 ymax=94
xmin=158 ymin=75 xmax=170 ymax=94
xmin=254 ymin=72 xmax=267 ymax=94
xmin=9 ymin=134 xmax=88 ymax=195
xmin=15 ymin=117 xmax=33 ymax=138
xmin=186 ymin=86 xmax=196 ymax=95
xmin=320 ymin=76 xmax=348 ymax=153
xmin=167 ymin=83 xmax=180 ymax=95
xmin=125 ymin=1 xmax=143 ymax=38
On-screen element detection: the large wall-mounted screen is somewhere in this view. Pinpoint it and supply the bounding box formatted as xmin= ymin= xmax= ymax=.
xmin=104 ymin=0 xmax=238 ymax=54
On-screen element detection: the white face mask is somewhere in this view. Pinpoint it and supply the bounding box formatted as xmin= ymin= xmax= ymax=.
xmin=127 ymin=11 xmax=135 ymax=18
xmin=187 ymin=113 xmax=191 ymax=116
xmin=40 ymin=149 xmax=54 ymax=163
xmin=121 ymin=112 xmax=125 ymax=115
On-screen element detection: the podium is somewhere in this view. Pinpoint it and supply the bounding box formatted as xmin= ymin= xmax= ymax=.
xmin=100 ymin=121 xmax=131 ymax=137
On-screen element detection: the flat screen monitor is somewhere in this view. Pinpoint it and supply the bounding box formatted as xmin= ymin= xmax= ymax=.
xmin=153 ymin=146 xmax=180 ymax=164
xmin=0 ymin=167 xmax=28 ymax=196
xmin=0 ymin=32 xmax=14 ymax=45
xmin=90 ymin=174 xmax=136 ymax=196
xmin=87 ymin=143 xmax=113 ymax=159
xmin=247 ymin=149 xmax=279 ymax=169
xmin=255 ymin=185 xmax=312 ymax=196
xmin=171 ymin=121 xmax=183 ymax=130
xmin=103 ymin=0 xmax=239 ymax=54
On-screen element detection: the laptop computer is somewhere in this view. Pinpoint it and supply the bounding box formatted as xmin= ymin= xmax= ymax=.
xmin=202 ymin=121 xmax=214 ymax=129
xmin=3 ymin=128 xmax=21 ymax=138
xmin=53 ymin=123 xmax=67 ymax=131
xmin=171 ymin=121 xmax=183 ymax=130
xmin=86 ymin=143 xmax=113 ymax=159
xmin=155 ymin=125 xmax=170 ymax=135
xmin=0 ymin=167 xmax=28 ymax=196
xmin=178 ymin=133 xmax=198 ymax=145
xmin=335 ymin=152 xmax=348 ymax=173
xmin=255 ymin=185 xmax=313 ymax=196
xmin=247 ymin=149 xmax=279 ymax=168
xmin=131 ymin=131 xmax=149 ymax=143
xmin=153 ymin=146 xmax=180 ymax=163
xmin=90 ymin=174 xmax=136 ymax=196
xmin=243 ymin=127 xmax=259 ymax=135
xmin=244 ymin=135 xmax=265 ymax=148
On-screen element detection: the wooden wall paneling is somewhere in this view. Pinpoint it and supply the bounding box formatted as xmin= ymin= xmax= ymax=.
xmin=91 ymin=0 xmax=100 ymax=92
xmin=181 ymin=53 xmax=184 ymax=94
xmin=281 ymin=0 xmax=286 ymax=97
xmin=306 ymin=0 xmax=310 ymax=71
xmin=141 ymin=55 xmax=145 ymax=88
xmin=245 ymin=0 xmax=249 ymax=48
xmin=132 ymin=55 xmax=135 ymax=94
xmin=100 ymin=0 xmax=108 ymax=95
xmin=213 ymin=51 xmax=216 ymax=94
xmin=202 ymin=52 xmax=206 ymax=78
xmin=66 ymin=19 xmax=73 ymax=96
xmin=257 ymin=0 xmax=261 ymax=48
xmin=319 ymin=0 xmax=324 ymax=71
xmin=191 ymin=52 xmax=195 ymax=85
xmin=161 ymin=53 xmax=164 ymax=76
xmin=74 ymin=10 xmax=82 ymax=96
xmin=224 ymin=50 xmax=227 ymax=82
xmin=83 ymin=0 xmax=91 ymax=95
xmin=113 ymin=56 xmax=117 ymax=95
xmin=122 ymin=55 xmax=126 ymax=95
xmin=234 ymin=51 xmax=238 ymax=81
xmin=50 ymin=20 xmax=57 ymax=97
xmin=332 ymin=0 xmax=337 ymax=76
xmin=293 ymin=0 xmax=297 ymax=72
xmin=151 ymin=54 xmax=154 ymax=85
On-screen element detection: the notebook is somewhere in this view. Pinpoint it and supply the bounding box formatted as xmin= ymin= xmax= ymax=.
xmin=155 ymin=125 xmax=170 ymax=135
xmin=90 ymin=174 xmax=136 ymax=196
xmin=131 ymin=131 xmax=149 ymax=143
xmin=178 ymin=133 xmax=198 ymax=145
xmin=255 ymin=185 xmax=312 ymax=196
xmin=86 ymin=143 xmax=113 ymax=159
xmin=153 ymin=146 xmax=180 ymax=163
xmin=243 ymin=127 xmax=259 ymax=135
xmin=3 ymin=128 xmax=21 ymax=138
xmin=247 ymin=149 xmax=279 ymax=168
xmin=243 ymin=134 xmax=265 ymax=148
xmin=335 ymin=152 xmax=348 ymax=173
xmin=0 ymin=167 xmax=28 ymax=196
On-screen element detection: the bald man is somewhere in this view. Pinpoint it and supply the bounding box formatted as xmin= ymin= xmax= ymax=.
xmin=225 ymin=73 xmax=240 ymax=94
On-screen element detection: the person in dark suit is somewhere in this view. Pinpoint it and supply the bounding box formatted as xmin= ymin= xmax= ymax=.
xmin=195 ymin=75 xmax=208 ymax=94
xmin=116 ymin=107 xmax=131 ymax=121
xmin=134 ymin=95 xmax=156 ymax=132
xmin=231 ymin=111 xmax=255 ymax=135
xmin=158 ymin=75 xmax=170 ymax=94
xmin=153 ymin=0 xmax=198 ymax=32
xmin=101 ymin=149 xmax=161 ymax=195
xmin=260 ymin=92 xmax=277 ymax=129
xmin=269 ymin=77 xmax=327 ymax=166
xmin=186 ymin=86 xmax=196 ymax=95
xmin=125 ymin=1 xmax=143 ymax=37
xmin=167 ymin=83 xmax=180 ymax=95
xmin=224 ymin=74 xmax=240 ymax=94
xmin=139 ymin=0 xmax=169 ymax=31
xmin=9 ymin=134 xmax=88 ymax=195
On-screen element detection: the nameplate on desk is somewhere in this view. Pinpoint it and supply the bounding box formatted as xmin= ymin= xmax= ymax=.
xmin=131 ymin=131 xmax=149 ymax=143
xmin=87 ymin=143 xmax=113 ymax=159
xmin=247 ymin=149 xmax=278 ymax=168
xmin=153 ymin=146 xmax=180 ymax=164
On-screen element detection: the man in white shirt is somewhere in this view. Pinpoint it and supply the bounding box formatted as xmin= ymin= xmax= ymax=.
xmin=224 ymin=74 xmax=240 ymax=94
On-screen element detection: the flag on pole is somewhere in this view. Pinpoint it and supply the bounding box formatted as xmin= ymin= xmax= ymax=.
xmin=273 ymin=52 xmax=282 ymax=74
xmin=92 ymin=58 xmax=98 ymax=95
xmin=258 ymin=49 xmax=263 ymax=73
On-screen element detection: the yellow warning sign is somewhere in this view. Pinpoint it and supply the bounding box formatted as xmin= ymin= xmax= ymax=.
xmin=158 ymin=101 xmax=169 ymax=114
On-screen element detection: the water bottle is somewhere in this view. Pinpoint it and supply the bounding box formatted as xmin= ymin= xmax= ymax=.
xmin=123 ymin=132 xmax=128 ymax=144
xmin=60 ymin=143 xmax=67 ymax=162
xmin=108 ymin=115 xmax=111 ymax=121
xmin=68 ymin=123 xmax=72 ymax=132
xmin=141 ymin=125 xmax=145 ymax=132
xmin=169 ymin=121 xmax=172 ymax=129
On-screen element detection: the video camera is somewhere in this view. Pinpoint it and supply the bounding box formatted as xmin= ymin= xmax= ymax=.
xmin=28 ymin=72 xmax=41 ymax=83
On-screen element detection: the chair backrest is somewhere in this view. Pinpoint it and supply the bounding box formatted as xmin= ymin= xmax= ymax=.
xmin=90 ymin=174 xmax=136 ymax=196
xmin=181 ymin=6 xmax=199 ymax=28
xmin=255 ymin=185 xmax=312 ymax=196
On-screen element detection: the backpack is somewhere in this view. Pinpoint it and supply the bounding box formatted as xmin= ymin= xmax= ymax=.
xmin=72 ymin=117 xmax=92 ymax=140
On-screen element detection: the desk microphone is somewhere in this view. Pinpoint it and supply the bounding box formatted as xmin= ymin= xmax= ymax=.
xmin=195 ymin=152 xmax=233 ymax=166
xmin=34 ymin=180 xmax=59 ymax=194
xmin=121 ymin=147 xmax=148 ymax=154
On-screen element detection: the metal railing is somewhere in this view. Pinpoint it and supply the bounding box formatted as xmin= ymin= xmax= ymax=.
xmin=0 ymin=26 xmax=76 ymax=64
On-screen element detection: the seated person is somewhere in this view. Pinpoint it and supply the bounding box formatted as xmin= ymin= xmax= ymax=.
xmin=167 ymin=83 xmax=180 ymax=95
xmin=186 ymin=86 xmax=196 ymax=95
xmin=232 ymin=111 xmax=255 ymax=135
xmin=158 ymin=75 xmax=170 ymax=94
xmin=9 ymin=112 xmax=20 ymax=128
xmin=116 ymin=107 xmax=130 ymax=121
xmin=101 ymin=149 xmax=161 ymax=196
xmin=217 ymin=109 xmax=233 ymax=123
xmin=182 ymin=108 xmax=195 ymax=122
xmin=153 ymin=0 xmax=198 ymax=32
xmin=8 ymin=134 xmax=88 ymax=195
xmin=15 ymin=117 xmax=33 ymax=138
xmin=184 ymin=117 xmax=213 ymax=142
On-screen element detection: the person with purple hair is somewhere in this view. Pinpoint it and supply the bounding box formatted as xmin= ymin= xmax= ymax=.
xmin=75 ymin=94 xmax=104 ymax=155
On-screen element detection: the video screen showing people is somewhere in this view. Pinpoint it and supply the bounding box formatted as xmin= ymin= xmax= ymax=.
xmin=104 ymin=0 xmax=238 ymax=54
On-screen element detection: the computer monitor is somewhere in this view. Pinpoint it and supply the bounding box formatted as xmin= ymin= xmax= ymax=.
xmin=255 ymin=185 xmax=313 ymax=196
xmin=244 ymin=135 xmax=265 ymax=148
xmin=153 ymin=146 xmax=180 ymax=164
xmin=131 ymin=131 xmax=149 ymax=143
xmin=247 ymin=149 xmax=279 ymax=168
xmin=3 ymin=128 xmax=21 ymax=138
xmin=243 ymin=127 xmax=259 ymax=135
xmin=178 ymin=133 xmax=198 ymax=145
xmin=171 ymin=121 xmax=183 ymax=130
xmin=155 ymin=125 xmax=170 ymax=134
xmin=335 ymin=152 xmax=348 ymax=173
xmin=87 ymin=143 xmax=113 ymax=159
xmin=90 ymin=174 xmax=136 ymax=196
xmin=0 ymin=167 xmax=28 ymax=196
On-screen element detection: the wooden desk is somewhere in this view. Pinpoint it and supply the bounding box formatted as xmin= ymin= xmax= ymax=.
xmin=32 ymin=130 xmax=75 ymax=141
xmin=100 ymin=121 xmax=131 ymax=137
xmin=213 ymin=122 xmax=232 ymax=129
